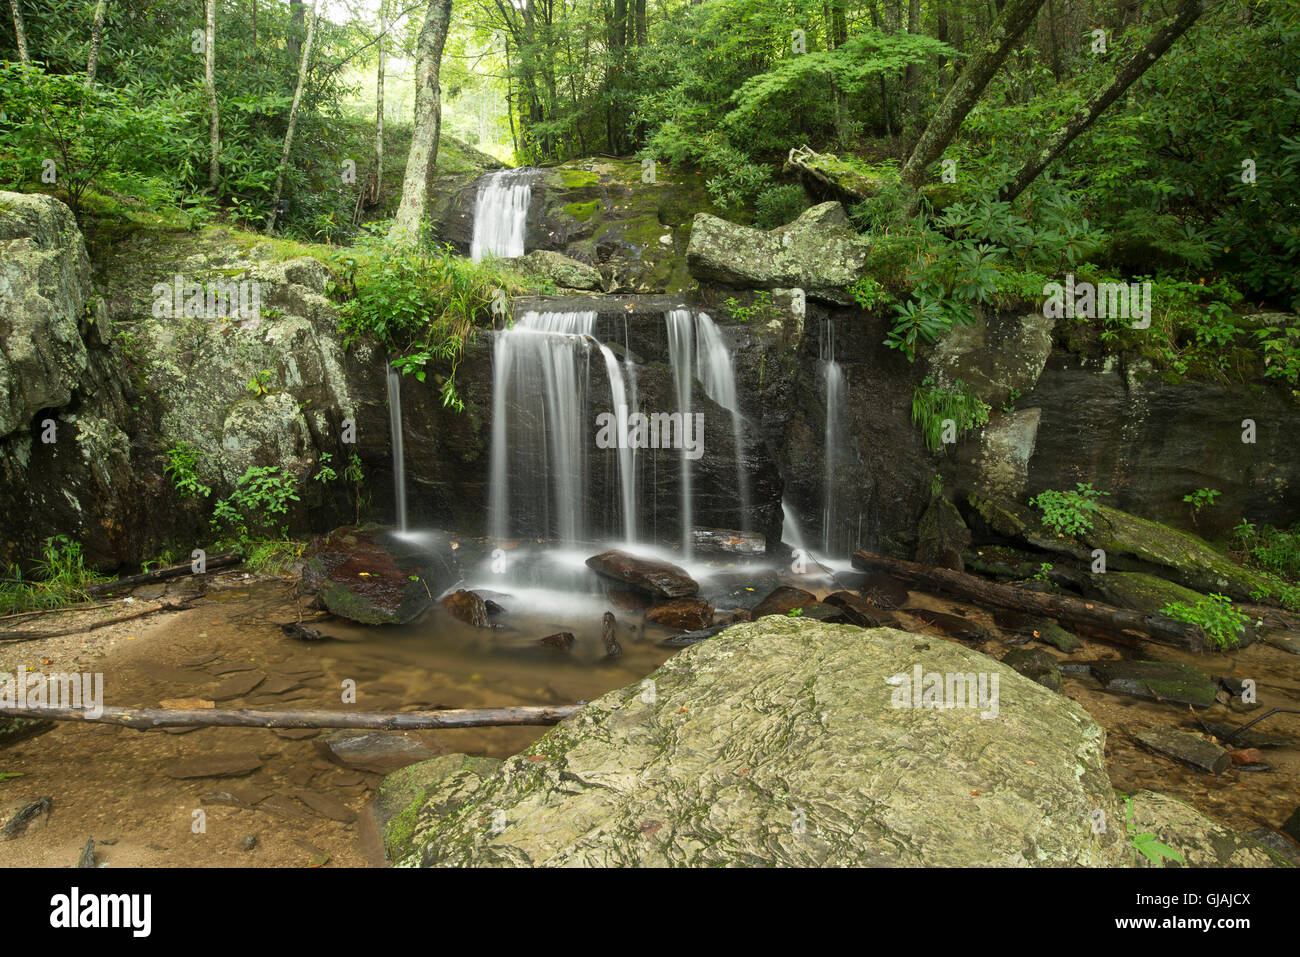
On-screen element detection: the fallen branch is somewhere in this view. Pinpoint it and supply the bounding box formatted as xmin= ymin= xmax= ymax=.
xmin=0 ymin=602 xmax=195 ymax=642
xmin=852 ymin=550 xmax=1207 ymax=651
xmin=0 ymin=602 xmax=116 ymax=623
xmin=0 ymin=703 xmax=582 ymax=731
xmin=86 ymin=552 xmax=243 ymax=597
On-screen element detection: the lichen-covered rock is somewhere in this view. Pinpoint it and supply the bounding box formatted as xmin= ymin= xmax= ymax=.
xmin=1125 ymin=790 xmax=1290 ymax=867
xmin=512 ymin=249 xmax=602 ymax=291
xmin=1089 ymin=570 xmax=1206 ymax=615
xmin=394 ymin=618 xmax=1131 ymax=866
xmin=373 ymin=753 xmax=502 ymax=862
xmin=686 ymin=203 xmax=869 ymax=305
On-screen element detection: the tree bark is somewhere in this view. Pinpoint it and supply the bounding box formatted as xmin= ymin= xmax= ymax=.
xmin=851 ymin=550 xmax=1209 ymax=651
xmin=904 ymin=0 xmax=922 ymax=122
xmin=900 ymin=0 xmax=1050 ymax=189
xmin=0 ymin=703 xmax=582 ymax=731
xmin=374 ymin=1 xmax=386 ymax=200
xmin=288 ymin=0 xmax=304 ymax=61
xmin=388 ymin=0 xmax=453 ymax=242
xmin=265 ymin=0 xmax=319 ymax=234
xmin=205 ymin=0 xmax=220 ymax=188
xmin=85 ymin=0 xmax=109 ymax=87
xmin=1000 ymin=0 xmax=1206 ymax=204
xmin=9 ymin=0 xmax=30 ymax=67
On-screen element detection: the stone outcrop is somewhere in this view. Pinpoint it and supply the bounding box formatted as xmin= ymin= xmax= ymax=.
xmin=686 ymin=202 xmax=869 ymax=305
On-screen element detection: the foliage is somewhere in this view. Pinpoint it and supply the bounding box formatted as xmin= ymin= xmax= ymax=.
xmin=1031 ymin=483 xmax=1109 ymax=538
xmin=164 ymin=444 xmax=212 ymax=500
xmin=1123 ymin=795 xmax=1185 ymax=867
xmin=210 ymin=465 xmax=301 ymax=545
xmin=0 ymin=536 xmax=106 ymax=615
xmin=848 ymin=275 xmax=889 ymax=310
xmin=333 ymin=229 xmax=526 ymax=410
xmin=1160 ymin=594 xmax=1248 ymax=651
xmin=910 ymin=377 xmax=989 ymax=452
xmin=754 ymin=184 xmax=809 ymax=228
xmin=1235 ymin=520 xmax=1300 ymax=582
xmin=1182 ymin=488 xmax=1220 ymax=521
xmin=722 ymin=290 xmax=776 ymax=324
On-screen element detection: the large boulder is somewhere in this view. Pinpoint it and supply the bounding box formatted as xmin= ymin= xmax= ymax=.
xmin=300 ymin=525 xmax=456 ymax=624
xmin=686 ymin=202 xmax=869 ymax=305
xmin=389 ymin=618 xmax=1133 ymax=866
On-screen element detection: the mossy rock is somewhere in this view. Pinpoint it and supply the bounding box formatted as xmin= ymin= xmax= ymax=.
xmin=376 ymin=753 xmax=502 ymax=862
xmin=1090 ymin=571 xmax=1208 ymax=615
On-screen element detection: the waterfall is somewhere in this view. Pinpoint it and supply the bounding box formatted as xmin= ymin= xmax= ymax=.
xmin=488 ymin=310 xmax=637 ymax=548
xmin=386 ymin=362 xmax=407 ymax=533
xmin=821 ymin=319 xmax=847 ymax=554
xmin=470 ymin=169 xmax=532 ymax=262
xmin=664 ymin=309 xmax=751 ymax=553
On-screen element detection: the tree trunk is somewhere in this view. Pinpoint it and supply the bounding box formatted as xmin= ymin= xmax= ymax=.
xmin=205 ymin=0 xmax=220 ymax=188
xmin=388 ymin=0 xmax=453 ymax=242
xmin=904 ymin=0 xmax=922 ymax=123
xmin=1000 ymin=0 xmax=1206 ymax=204
xmin=900 ymin=0 xmax=1050 ymax=189
xmin=265 ymin=0 xmax=319 ymax=234
xmin=635 ymin=0 xmax=646 ymax=45
xmin=374 ymin=1 xmax=386 ymax=199
xmin=0 ymin=703 xmax=582 ymax=731
xmin=851 ymin=550 xmax=1209 ymax=651
xmin=9 ymin=0 xmax=30 ymax=67
xmin=288 ymin=0 xmax=304 ymax=62
xmin=85 ymin=0 xmax=109 ymax=87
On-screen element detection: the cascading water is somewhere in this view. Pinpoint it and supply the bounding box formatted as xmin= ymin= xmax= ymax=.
xmin=664 ymin=309 xmax=752 ymax=554
xmin=820 ymin=318 xmax=847 ymax=554
xmin=386 ymin=362 xmax=408 ymax=533
xmin=470 ymin=169 xmax=533 ymax=262
xmin=488 ymin=310 xmax=639 ymax=551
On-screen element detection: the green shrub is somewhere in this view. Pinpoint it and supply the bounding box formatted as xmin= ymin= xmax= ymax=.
xmin=1160 ymin=594 xmax=1249 ymax=650
xmin=211 ymin=465 xmax=301 ymax=545
xmin=163 ymin=444 xmax=212 ymax=500
xmin=911 ymin=377 xmax=989 ymax=452
xmin=0 ymin=536 xmax=106 ymax=615
xmin=1030 ymin=483 xmax=1109 ymax=537
xmin=754 ymin=184 xmax=809 ymax=228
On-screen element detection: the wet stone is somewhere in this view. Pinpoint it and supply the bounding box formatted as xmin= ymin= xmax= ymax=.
xmin=293 ymin=789 xmax=358 ymax=823
xmin=164 ymin=753 xmax=263 ymax=779
xmin=1001 ymin=647 xmax=1062 ymax=692
xmin=273 ymin=728 xmax=321 ymax=741
xmin=209 ymin=671 xmax=267 ymax=700
xmin=752 ymin=586 xmax=818 ymax=618
xmin=644 ymin=598 xmax=714 ymax=631
xmin=823 ymin=592 xmax=895 ymax=628
xmin=1135 ymin=727 xmax=1231 ymax=774
xmin=586 ymin=550 xmax=699 ymax=598
xmin=441 ymin=589 xmax=490 ymax=628
xmin=316 ymin=730 xmax=436 ymax=774
xmin=1093 ymin=660 xmax=1218 ymax=708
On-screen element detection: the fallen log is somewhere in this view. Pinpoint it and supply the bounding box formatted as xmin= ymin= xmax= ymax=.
xmin=0 ymin=601 xmax=195 ymax=642
xmin=87 ymin=552 xmax=243 ymax=597
xmin=851 ymin=550 xmax=1207 ymax=652
xmin=0 ymin=703 xmax=582 ymax=731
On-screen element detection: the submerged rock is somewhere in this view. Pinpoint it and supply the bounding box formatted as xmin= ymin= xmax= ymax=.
xmin=1001 ymin=647 xmax=1062 ymax=692
xmin=317 ymin=731 xmax=436 ymax=775
xmin=1093 ymin=660 xmax=1219 ymax=708
xmin=586 ymin=549 xmax=699 ymax=598
xmin=301 ymin=526 xmax=455 ymax=625
xmin=1135 ymin=727 xmax=1231 ymax=774
xmin=440 ymin=589 xmax=489 ymax=628
xmin=823 ymin=592 xmax=896 ymax=628
xmin=388 ymin=619 xmax=1133 ymax=866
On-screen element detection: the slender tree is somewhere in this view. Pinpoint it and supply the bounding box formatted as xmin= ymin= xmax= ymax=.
xmin=8 ymin=0 xmax=30 ymax=68
xmin=1001 ymin=0 xmax=1208 ymax=203
xmin=85 ymin=0 xmax=110 ymax=87
xmin=374 ymin=0 xmax=386 ymax=200
xmin=900 ymin=0 xmax=1050 ymax=188
xmin=389 ymin=0 xmax=453 ymax=242
xmin=205 ymin=0 xmax=220 ymax=188
xmin=266 ymin=0 xmax=319 ymax=234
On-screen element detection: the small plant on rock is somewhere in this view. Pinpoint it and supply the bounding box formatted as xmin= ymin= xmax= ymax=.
xmin=1159 ymin=593 xmax=1248 ymax=650
xmin=1030 ymin=483 xmax=1109 ymax=537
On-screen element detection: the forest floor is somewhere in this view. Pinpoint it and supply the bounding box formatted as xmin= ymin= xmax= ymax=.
xmin=1 ymin=569 xmax=1297 ymax=867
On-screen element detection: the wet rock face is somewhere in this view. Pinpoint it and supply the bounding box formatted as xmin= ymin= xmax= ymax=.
xmin=440 ymin=589 xmax=489 ymax=628
xmin=1020 ymin=352 xmax=1300 ymax=537
xmin=437 ymin=159 xmax=717 ymax=294
xmin=586 ymin=550 xmax=699 ymax=598
xmin=301 ymin=526 xmax=456 ymax=625
xmin=644 ymin=597 xmax=714 ymax=631
xmin=387 ymin=618 xmax=1133 ymax=866
xmin=0 ymin=192 xmax=140 ymax=567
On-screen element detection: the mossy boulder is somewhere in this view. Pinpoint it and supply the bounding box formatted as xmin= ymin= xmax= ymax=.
xmin=1089 ymin=571 xmax=1207 ymax=615
xmin=375 ymin=753 xmax=502 ymax=862
xmin=393 ymin=617 xmax=1132 ymax=866
xmin=686 ymin=202 xmax=870 ymax=305
xmin=1125 ymin=790 xmax=1292 ymax=867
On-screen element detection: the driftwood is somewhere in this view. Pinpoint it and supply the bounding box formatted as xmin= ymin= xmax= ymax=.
xmin=851 ymin=550 xmax=1207 ymax=652
xmin=87 ymin=552 xmax=243 ymax=597
xmin=0 ymin=601 xmax=194 ymax=642
xmin=0 ymin=703 xmax=583 ymax=731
